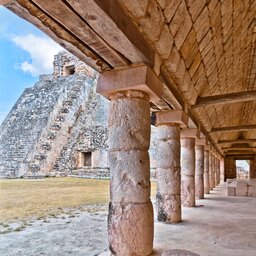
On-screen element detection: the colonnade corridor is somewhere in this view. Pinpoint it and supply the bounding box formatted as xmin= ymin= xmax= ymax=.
xmin=153 ymin=183 xmax=256 ymax=256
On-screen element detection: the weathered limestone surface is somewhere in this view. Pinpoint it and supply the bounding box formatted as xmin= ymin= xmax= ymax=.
xmin=227 ymin=179 xmax=256 ymax=197
xmin=4 ymin=0 xmax=256 ymax=160
xmin=216 ymin=158 xmax=220 ymax=185
xmin=156 ymin=124 xmax=181 ymax=223
xmin=220 ymin=158 xmax=225 ymax=182
xmin=107 ymin=90 xmax=153 ymax=256
xmin=195 ymin=145 xmax=204 ymax=199
xmin=0 ymin=75 xmax=60 ymax=177
xmin=209 ymin=151 xmax=214 ymax=190
xmin=0 ymin=51 xmax=109 ymax=178
xmin=214 ymin=156 xmax=217 ymax=187
xmin=204 ymin=148 xmax=210 ymax=194
xmin=181 ymin=138 xmax=195 ymax=207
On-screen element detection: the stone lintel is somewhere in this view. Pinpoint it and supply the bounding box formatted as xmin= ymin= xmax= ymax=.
xmin=196 ymin=138 xmax=207 ymax=146
xmin=97 ymin=64 xmax=163 ymax=103
xmin=181 ymin=128 xmax=199 ymax=138
xmin=156 ymin=110 xmax=188 ymax=128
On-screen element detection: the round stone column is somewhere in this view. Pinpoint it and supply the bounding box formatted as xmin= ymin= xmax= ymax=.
xmin=204 ymin=149 xmax=210 ymax=194
xmin=181 ymin=138 xmax=195 ymax=207
xmin=220 ymin=158 xmax=225 ymax=182
xmin=195 ymin=145 xmax=204 ymax=199
xmin=216 ymin=158 xmax=220 ymax=185
xmin=213 ymin=156 xmax=217 ymax=188
xmin=209 ymin=151 xmax=214 ymax=191
xmin=156 ymin=124 xmax=181 ymax=223
xmin=108 ymin=90 xmax=153 ymax=256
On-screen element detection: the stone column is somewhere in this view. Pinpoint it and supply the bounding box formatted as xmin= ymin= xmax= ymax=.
xmin=195 ymin=144 xmax=204 ymax=199
xmin=204 ymin=146 xmax=210 ymax=194
xmin=181 ymin=129 xmax=198 ymax=207
xmin=220 ymin=158 xmax=225 ymax=182
xmin=108 ymin=90 xmax=153 ymax=255
xmin=209 ymin=150 xmax=214 ymax=191
xmin=97 ymin=65 xmax=162 ymax=255
xmin=155 ymin=110 xmax=188 ymax=223
xmin=213 ymin=155 xmax=217 ymax=188
xmin=216 ymin=158 xmax=220 ymax=185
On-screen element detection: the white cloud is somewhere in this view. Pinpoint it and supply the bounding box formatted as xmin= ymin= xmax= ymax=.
xmin=12 ymin=34 xmax=63 ymax=76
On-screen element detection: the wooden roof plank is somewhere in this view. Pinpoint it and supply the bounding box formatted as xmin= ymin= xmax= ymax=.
xmin=211 ymin=124 xmax=256 ymax=133
xmin=193 ymin=90 xmax=256 ymax=108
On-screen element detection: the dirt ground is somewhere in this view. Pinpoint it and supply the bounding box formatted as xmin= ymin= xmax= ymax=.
xmin=0 ymin=177 xmax=156 ymax=256
xmin=0 ymin=204 xmax=109 ymax=256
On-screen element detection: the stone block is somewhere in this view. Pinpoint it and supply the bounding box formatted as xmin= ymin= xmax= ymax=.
xmin=156 ymin=168 xmax=181 ymax=194
xmin=109 ymin=150 xmax=150 ymax=203
xmin=227 ymin=186 xmax=236 ymax=196
xmin=108 ymin=95 xmax=150 ymax=151
xmin=156 ymin=124 xmax=180 ymax=140
xmin=155 ymin=24 xmax=173 ymax=59
xmin=236 ymin=180 xmax=248 ymax=197
xmin=181 ymin=176 xmax=195 ymax=207
xmin=156 ymin=141 xmax=180 ymax=169
xmin=156 ymin=193 xmax=181 ymax=223
xmin=156 ymin=110 xmax=188 ymax=128
xmin=97 ymin=65 xmax=164 ymax=104
xmin=108 ymin=201 xmax=153 ymax=256
xmin=181 ymin=128 xmax=199 ymax=139
xmin=248 ymin=185 xmax=256 ymax=197
xmin=163 ymin=0 xmax=181 ymax=23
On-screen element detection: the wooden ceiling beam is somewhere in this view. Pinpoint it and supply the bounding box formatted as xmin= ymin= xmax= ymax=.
xmin=193 ymin=90 xmax=256 ymax=108
xmin=218 ymin=139 xmax=256 ymax=144
xmin=211 ymin=124 xmax=256 ymax=133
xmin=222 ymin=147 xmax=256 ymax=151
xmin=224 ymin=150 xmax=256 ymax=155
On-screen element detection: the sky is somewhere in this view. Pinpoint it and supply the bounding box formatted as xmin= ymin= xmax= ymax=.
xmin=0 ymin=7 xmax=63 ymax=124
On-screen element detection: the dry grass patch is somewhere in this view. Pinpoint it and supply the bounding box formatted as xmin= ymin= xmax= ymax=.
xmin=0 ymin=177 xmax=156 ymax=222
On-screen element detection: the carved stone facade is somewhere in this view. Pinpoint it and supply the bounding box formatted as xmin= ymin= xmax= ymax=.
xmin=0 ymin=51 xmax=109 ymax=178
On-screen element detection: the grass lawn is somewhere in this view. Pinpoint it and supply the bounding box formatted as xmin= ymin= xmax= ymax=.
xmin=0 ymin=177 xmax=156 ymax=222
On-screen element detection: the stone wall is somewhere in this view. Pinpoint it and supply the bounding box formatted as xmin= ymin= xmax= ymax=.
xmin=0 ymin=51 xmax=109 ymax=178
xmin=0 ymin=51 xmax=158 ymax=179
xmin=0 ymin=75 xmax=64 ymax=177
xmin=224 ymin=156 xmax=256 ymax=180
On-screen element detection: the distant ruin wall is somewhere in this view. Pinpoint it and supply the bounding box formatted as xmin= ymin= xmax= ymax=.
xmin=0 ymin=51 xmax=158 ymax=179
xmin=0 ymin=51 xmax=109 ymax=178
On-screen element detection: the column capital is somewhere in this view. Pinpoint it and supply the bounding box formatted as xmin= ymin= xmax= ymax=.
xmin=156 ymin=110 xmax=188 ymax=128
xmin=196 ymin=138 xmax=208 ymax=146
xmin=97 ymin=64 xmax=163 ymax=104
xmin=181 ymin=128 xmax=200 ymax=138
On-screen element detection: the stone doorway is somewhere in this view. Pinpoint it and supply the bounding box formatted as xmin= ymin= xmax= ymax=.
xmin=79 ymin=152 xmax=92 ymax=167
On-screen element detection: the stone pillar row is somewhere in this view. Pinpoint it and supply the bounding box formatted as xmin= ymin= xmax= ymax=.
xmin=181 ymin=136 xmax=196 ymax=207
xmin=97 ymin=65 xmax=161 ymax=255
xmin=195 ymin=144 xmax=204 ymax=199
xmin=108 ymin=90 xmax=153 ymax=255
xmin=155 ymin=110 xmax=188 ymax=223
xmin=204 ymin=146 xmax=210 ymax=194
xmin=97 ymin=65 xmax=224 ymax=255
xmin=156 ymin=123 xmax=181 ymax=223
